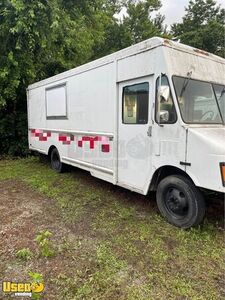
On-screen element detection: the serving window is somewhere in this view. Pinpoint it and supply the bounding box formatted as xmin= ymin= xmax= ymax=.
xmin=46 ymin=84 xmax=67 ymax=119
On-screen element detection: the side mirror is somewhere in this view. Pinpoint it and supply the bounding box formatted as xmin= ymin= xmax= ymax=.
xmin=158 ymin=85 xmax=170 ymax=102
xmin=160 ymin=110 xmax=169 ymax=123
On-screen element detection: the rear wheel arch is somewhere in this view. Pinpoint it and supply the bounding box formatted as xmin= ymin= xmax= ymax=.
xmin=47 ymin=146 xmax=67 ymax=173
xmin=48 ymin=145 xmax=57 ymax=159
xmin=49 ymin=147 xmax=67 ymax=173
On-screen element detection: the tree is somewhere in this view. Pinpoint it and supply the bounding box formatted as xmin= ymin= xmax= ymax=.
xmin=171 ymin=0 xmax=225 ymax=57
xmin=122 ymin=0 xmax=164 ymax=44
xmin=92 ymin=0 xmax=167 ymax=58
xmin=0 ymin=0 xmax=166 ymax=155
xmin=0 ymin=0 xmax=121 ymax=155
xmin=0 ymin=0 xmax=61 ymax=155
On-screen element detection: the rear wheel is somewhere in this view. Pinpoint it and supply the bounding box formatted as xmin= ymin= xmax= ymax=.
xmin=50 ymin=148 xmax=66 ymax=173
xmin=156 ymin=175 xmax=205 ymax=228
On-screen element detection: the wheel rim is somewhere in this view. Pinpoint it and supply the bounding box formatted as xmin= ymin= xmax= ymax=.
xmin=52 ymin=152 xmax=60 ymax=170
xmin=164 ymin=187 xmax=189 ymax=219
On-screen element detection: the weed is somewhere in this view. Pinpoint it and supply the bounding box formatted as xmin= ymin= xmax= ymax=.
xmin=29 ymin=271 xmax=44 ymax=300
xmin=16 ymin=248 xmax=33 ymax=261
xmin=35 ymin=230 xmax=55 ymax=258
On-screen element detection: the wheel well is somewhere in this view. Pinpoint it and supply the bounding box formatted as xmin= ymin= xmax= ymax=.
xmin=149 ymin=166 xmax=194 ymax=192
xmin=48 ymin=145 xmax=56 ymax=159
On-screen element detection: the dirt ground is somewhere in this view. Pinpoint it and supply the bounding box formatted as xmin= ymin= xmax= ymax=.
xmin=0 ymin=159 xmax=224 ymax=300
xmin=0 ymin=180 xmax=74 ymax=299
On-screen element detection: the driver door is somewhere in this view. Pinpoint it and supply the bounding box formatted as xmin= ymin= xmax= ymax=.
xmin=117 ymin=76 xmax=153 ymax=193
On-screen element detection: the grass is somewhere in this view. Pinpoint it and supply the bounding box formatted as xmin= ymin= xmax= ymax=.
xmin=0 ymin=157 xmax=224 ymax=300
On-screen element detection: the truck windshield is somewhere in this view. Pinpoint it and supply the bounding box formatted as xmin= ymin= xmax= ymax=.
xmin=173 ymin=76 xmax=225 ymax=124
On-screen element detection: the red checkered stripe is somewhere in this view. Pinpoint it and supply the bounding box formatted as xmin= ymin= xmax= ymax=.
xmin=30 ymin=129 xmax=111 ymax=153
xmin=59 ymin=133 xmax=74 ymax=145
xmin=31 ymin=129 xmax=51 ymax=141
xmin=77 ymin=136 xmax=110 ymax=153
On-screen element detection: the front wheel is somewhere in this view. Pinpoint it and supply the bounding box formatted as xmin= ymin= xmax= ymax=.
xmin=156 ymin=175 xmax=205 ymax=228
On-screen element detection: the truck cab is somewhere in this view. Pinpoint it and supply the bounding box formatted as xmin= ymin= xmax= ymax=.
xmin=149 ymin=45 xmax=225 ymax=228
xmin=151 ymin=73 xmax=225 ymax=228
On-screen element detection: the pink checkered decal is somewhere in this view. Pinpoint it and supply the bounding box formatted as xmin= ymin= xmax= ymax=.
xmin=30 ymin=129 xmax=111 ymax=152
xmin=77 ymin=136 xmax=110 ymax=152
xmin=59 ymin=134 xmax=75 ymax=145
xmin=78 ymin=136 xmax=102 ymax=149
xmin=31 ymin=129 xmax=51 ymax=141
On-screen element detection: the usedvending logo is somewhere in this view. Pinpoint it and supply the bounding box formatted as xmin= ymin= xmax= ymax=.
xmin=2 ymin=281 xmax=44 ymax=297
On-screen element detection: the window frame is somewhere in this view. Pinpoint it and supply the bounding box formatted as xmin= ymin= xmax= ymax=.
xmin=122 ymin=82 xmax=149 ymax=125
xmin=172 ymin=75 xmax=224 ymax=125
xmin=45 ymin=82 xmax=68 ymax=120
xmin=155 ymin=75 xmax=177 ymax=125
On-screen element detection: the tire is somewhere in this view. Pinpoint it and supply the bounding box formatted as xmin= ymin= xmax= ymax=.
xmin=156 ymin=175 xmax=205 ymax=229
xmin=50 ymin=148 xmax=66 ymax=173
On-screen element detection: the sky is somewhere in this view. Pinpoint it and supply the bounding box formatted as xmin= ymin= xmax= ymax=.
xmin=118 ymin=0 xmax=225 ymax=26
xmin=160 ymin=0 xmax=225 ymax=26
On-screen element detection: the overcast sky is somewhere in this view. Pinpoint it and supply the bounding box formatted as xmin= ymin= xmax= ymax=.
xmin=160 ymin=0 xmax=225 ymax=26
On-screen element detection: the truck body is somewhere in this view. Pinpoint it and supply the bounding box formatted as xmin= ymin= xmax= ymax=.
xmin=27 ymin=37 xmax=225 ymax=228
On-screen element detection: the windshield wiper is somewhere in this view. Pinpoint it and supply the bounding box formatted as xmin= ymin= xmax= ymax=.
xmin=218 ymin=88 xmax=225 ymax=101
xmin=212 ymin=84 xmax=225 ymax=125
xmin=179 ymin=71 xmax=192 ymax=98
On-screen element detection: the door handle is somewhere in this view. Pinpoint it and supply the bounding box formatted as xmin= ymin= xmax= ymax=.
xmin=147 ymin=126 xmax=152 ymax=137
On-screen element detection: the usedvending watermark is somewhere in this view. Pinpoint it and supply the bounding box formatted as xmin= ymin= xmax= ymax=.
xmin=2 ymin=281 xmax=44 ymax=297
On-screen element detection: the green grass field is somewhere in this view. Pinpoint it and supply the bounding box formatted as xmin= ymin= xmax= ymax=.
xmin=0 ymin=157 xmax=224 ymax=300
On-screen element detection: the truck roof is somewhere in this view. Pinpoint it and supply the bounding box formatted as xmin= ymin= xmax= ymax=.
xmin=28 ymin=37 xmax=225 ymax=90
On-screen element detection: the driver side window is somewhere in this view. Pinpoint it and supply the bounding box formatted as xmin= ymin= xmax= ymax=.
xmin=155 ymin=75 xmax=177 ymax=124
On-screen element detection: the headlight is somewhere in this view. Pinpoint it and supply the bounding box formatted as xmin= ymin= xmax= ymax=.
xmin=220 ymin=163 xmax=225 ymax=187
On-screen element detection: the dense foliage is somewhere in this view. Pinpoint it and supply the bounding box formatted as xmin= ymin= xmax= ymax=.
xmin=171 ymin=0 xmax=225 ymax=57
xmin=0 ymin=0 xmax=224 ymax=155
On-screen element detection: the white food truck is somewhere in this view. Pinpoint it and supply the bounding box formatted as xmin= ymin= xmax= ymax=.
xmin=27 ymin=37 xmax=225 ymax=228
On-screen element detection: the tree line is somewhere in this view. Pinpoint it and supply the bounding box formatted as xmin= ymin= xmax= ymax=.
xmin=0 ymin=0 xmax=224 ymax=156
